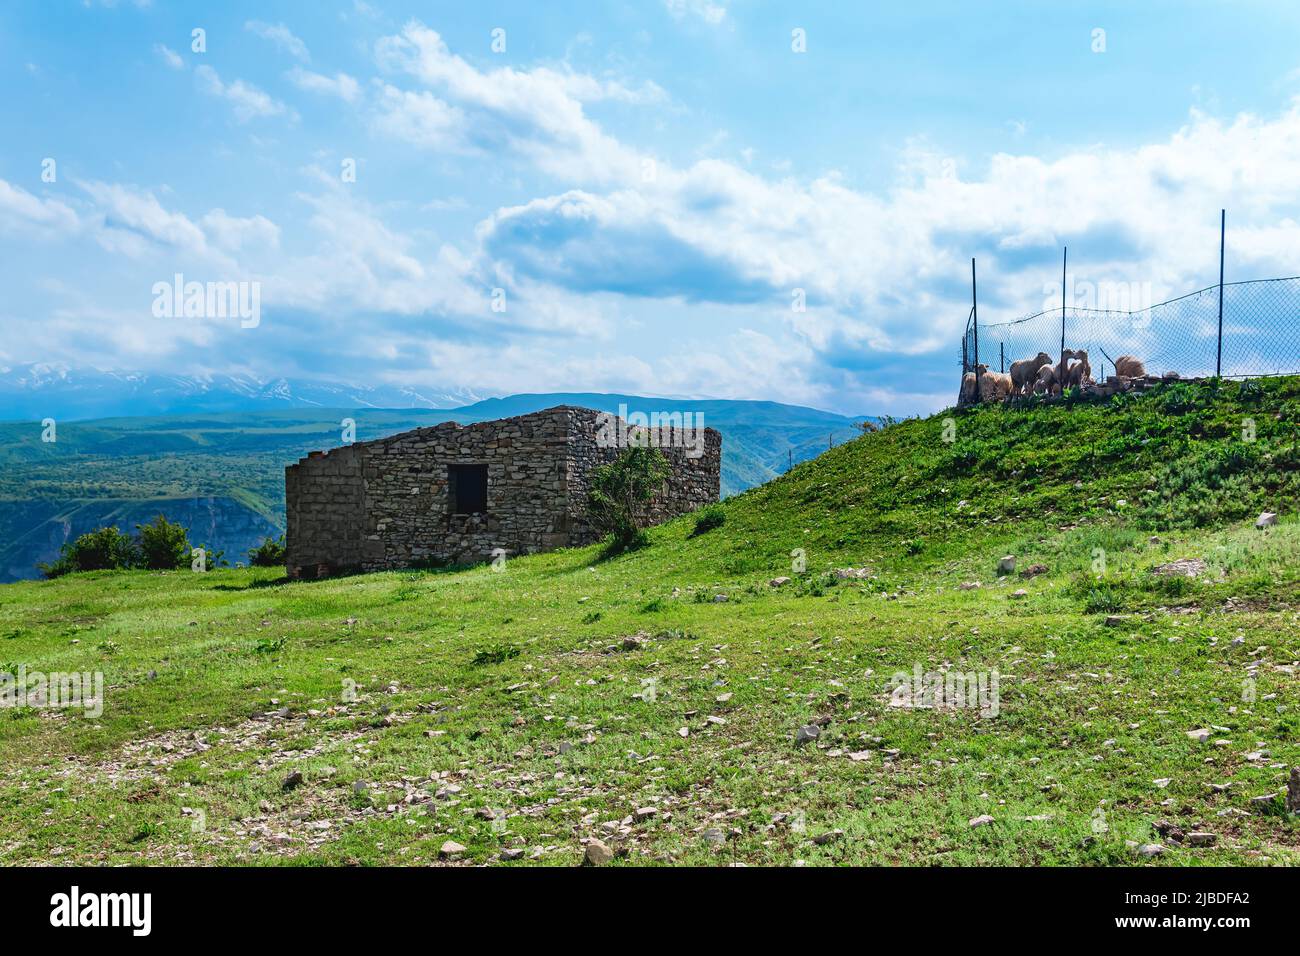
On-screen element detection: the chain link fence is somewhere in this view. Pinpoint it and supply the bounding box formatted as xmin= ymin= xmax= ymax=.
xmin=961 ymin=276 xmax=1300 ymax=394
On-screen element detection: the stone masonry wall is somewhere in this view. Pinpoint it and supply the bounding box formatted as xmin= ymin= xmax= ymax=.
xmin=285 ymin=405 xmax=722 ymax=577
xmin=565 ymin=407 xmax=722 ymax=544
xmin=284 ymin=444 xmax=366 ymax=577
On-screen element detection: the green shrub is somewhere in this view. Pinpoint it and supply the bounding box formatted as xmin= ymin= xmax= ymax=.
xmin=691 ymin=503 xmax=726 ymax=536
xmin=471 ymin=642 xmax=521 ymax=666
xmin=248 ymin=534 xmax=287 ymax=567
xmin=586 ymin=445 xmax=671 ymax=551
xmin=137 ymin=514 xmax=190 ymax=570
xmin=40 ymin=526 xmax=137 ymax=578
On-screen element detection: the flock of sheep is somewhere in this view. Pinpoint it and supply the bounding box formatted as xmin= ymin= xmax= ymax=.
xmin=960 ymin=350 xmax=1148 ymax=403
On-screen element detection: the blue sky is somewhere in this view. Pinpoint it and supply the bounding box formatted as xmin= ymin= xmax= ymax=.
xmin=3 ymin=0 xmax=1300 ymax=414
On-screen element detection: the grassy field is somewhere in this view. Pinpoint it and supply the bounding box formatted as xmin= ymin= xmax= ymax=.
xmin=1 ymin=378 xmax=1297 ymax=866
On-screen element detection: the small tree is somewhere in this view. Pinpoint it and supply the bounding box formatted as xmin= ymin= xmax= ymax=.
xmin=248 ymin=534 xmax=286 ymax=567
xmin=137 ymin=514 xmax=190 ymax=570
xmin=586 ymin=445 xmax=670 ymax=551
xmin=40 ymin=526 xmax=137 ymax=578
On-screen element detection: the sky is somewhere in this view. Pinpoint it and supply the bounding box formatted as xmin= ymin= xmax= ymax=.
xmin=3 ymin=0 xmax=1300 ymax=415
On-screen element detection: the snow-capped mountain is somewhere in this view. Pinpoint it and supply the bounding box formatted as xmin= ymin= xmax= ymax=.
xmin=0 ymin=364 xmax=484 ymax=421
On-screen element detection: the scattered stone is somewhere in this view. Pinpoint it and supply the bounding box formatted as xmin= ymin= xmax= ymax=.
xmin=702 ymin=827 xmax=726 ymax=845
xmin=1135 ymin=843 xmax=1165 ymax=858
xmin=1288 ymin=768 xmax=1300 ymax=813
xmin=1153 ymin=778 xmax=1171 ymax=788
xmin=1256 ymin=511 xmax=1278 ymax=529
xmin=634 ymin=807 xmax=657 ymax=822
xmin=812 ymin=829 xmax=844 ymax=845
xmin=794 ymin=724 xmax=821 ymax=746
xmin=712 ymin=594 xmax=729 ymax=603
xmin=1010 ymin=589 xmax=1028 ymax=600
xmin=439 ymin=840 xmax=466 ymax=860
xmin=621 ymin=634 xmax=646 ymax=651
xmin=715 ymin=693 xmax=733 ymax=704
xmin=280 ymin=770 xmax=304 ymax=791
xmin=499 ymin=848 xmax=525 ymax=861
xmin=1250 ymin=793 xmax=1279 ymax=810
xmin=1103 ymin=615 xmax=1129 ymax=627
xmin=1186 ymin=832 xmax=1217 ymax=847
xmin=968 ymin=814 xmax=995 ymax=828
xmin=677 ymin=727 xmax=690 ymax=738
xmin=847 ymin=750 xmax=872 ymax=762
xmin=1152 ymin=558 xmax=1207 ymax=578
xmin=957 ymin=581 xmax=981 ymax=591
xmin=769 ymin=577 xmax=791 ymax=588
xmin=583 ymin=839 xmax=614 ymax=866
xmin=835 ymin=567 xmax=872 ymax=580
xmin=997 ymin=555 xmax=1016 ymax=575
xmin=1185 ymin=728 xmax=1211 ymax=744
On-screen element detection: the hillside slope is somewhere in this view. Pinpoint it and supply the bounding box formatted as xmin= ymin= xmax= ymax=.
xmin=0 ymin=378 xmax=1296 ymax=866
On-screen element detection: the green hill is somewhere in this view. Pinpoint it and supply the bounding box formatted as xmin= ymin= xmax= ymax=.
xmin=0 ymin=377 xmax=1296 ymax=866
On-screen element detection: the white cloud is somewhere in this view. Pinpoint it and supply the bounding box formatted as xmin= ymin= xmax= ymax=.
xmin=78 ymin=180 xmax=210 ymax=256
xmin=195 ymin=65 xmax=294 ymax=123
xmin=287 ymin=67 xmax=360 ymax=103
xmin=663 ymin=0 xmax=728 ymax=25
xmin=374 ymin=21 xmax=648 ymax=182
xmin=0 ymin=179 xmax=80 ymax=236
xmin=244 ymin=20 xmax=310 ymax=62
xmin=199 ymin=209 xmax=281 ymax=253
xmin=153 ymin=43 xmax=184 ymax=70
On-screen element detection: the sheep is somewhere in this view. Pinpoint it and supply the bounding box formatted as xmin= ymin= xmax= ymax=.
xmin=978 ymin=369 xmax=1013 ymax=402
xmin=959 ymin=371 xmax=978 ymax=404
xmin=1053 ymin=348 xmax=1077 ymax=385
xmin=1009 ymin=352 xmax=1053 ymax=396
xmin=1064 ymin=349 xmax=1092 ymax=389
xmin=1114 ymin=355 xmax=1146 ymax=378
xmin=1032 ymin=363 xmax=1058 ymax=396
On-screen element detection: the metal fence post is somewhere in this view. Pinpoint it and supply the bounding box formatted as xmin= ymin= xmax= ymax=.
xmin=971 ymin=258 xmax=980 ymax=400
xmin=1060 ymin=246 xmax=1067 ymax=373
xmin=1216 ymin=209 xmax=1225 ymax=377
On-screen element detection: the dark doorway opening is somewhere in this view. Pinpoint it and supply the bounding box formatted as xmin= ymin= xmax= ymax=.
xmin=448 ymin=464 xmax=488 ymax=514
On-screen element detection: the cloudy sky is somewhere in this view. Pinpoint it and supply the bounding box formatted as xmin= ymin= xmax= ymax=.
xmin=3 ymin=0 xmax=1300 ymax=414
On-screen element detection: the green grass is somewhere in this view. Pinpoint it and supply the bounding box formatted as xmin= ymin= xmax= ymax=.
xmin=0 ymin=377 xmax=1297 ymax=866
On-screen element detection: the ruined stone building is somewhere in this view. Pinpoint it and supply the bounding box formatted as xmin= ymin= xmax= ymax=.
xmin=284 ymin=405 xmax=721 ymax=578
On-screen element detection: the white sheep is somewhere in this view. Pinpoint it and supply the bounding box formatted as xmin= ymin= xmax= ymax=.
xmin=1009 ymin=352 xmax=1052 ymax=396
xmin=978 ymin=369 xmax=1013 ymax=402
xmin=1032 ymin=363 xmax=1058 ymax=396
xmin=1114 ymin=355 xmax=1146 ymax=378
xmin=1064 ymin=349 xmax=1092 ymax=389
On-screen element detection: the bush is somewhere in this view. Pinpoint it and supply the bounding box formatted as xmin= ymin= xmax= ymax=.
xmin=248 ymin=534 xmax=287 ymax=567
xmin=586 ymin=445 xmax=671 ymax=551
xmin=40 ymin=526 xmax=137 ymax=578
xmin=691 ymin=503 xmax=726 ymax=536
xmin=471 ymin=642 xmax=521 ymax=666
xmin=137 ymin=514 xmax=190 ymax=570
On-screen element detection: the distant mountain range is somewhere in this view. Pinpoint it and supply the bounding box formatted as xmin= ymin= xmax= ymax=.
xmin=0 ymin=363 xmax=484 ymax=420
xmin=0 ymin=368 xmax=875 ymax=582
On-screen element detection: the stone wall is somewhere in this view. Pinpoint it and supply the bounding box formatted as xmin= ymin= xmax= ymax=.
xmin=565 ymin=408 xmax=722 ymax=543
xmin=284 ymin=444 xmax=366 ymax=577
xmin=285 ymin=405 xmax=722 ymax=577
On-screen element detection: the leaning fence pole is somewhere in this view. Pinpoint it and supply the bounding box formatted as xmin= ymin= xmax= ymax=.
xmin=1060 ymin=246 xmax=1067 ymax=370
xmin=971 ymin=258 xmax=980 ymax=398
xmin=1216 ymin=209 xmax=1225 ymax=377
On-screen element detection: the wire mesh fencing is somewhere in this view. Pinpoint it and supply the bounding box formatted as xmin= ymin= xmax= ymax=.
xmin=961 ymin=276 xmax=1300 ymax=391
